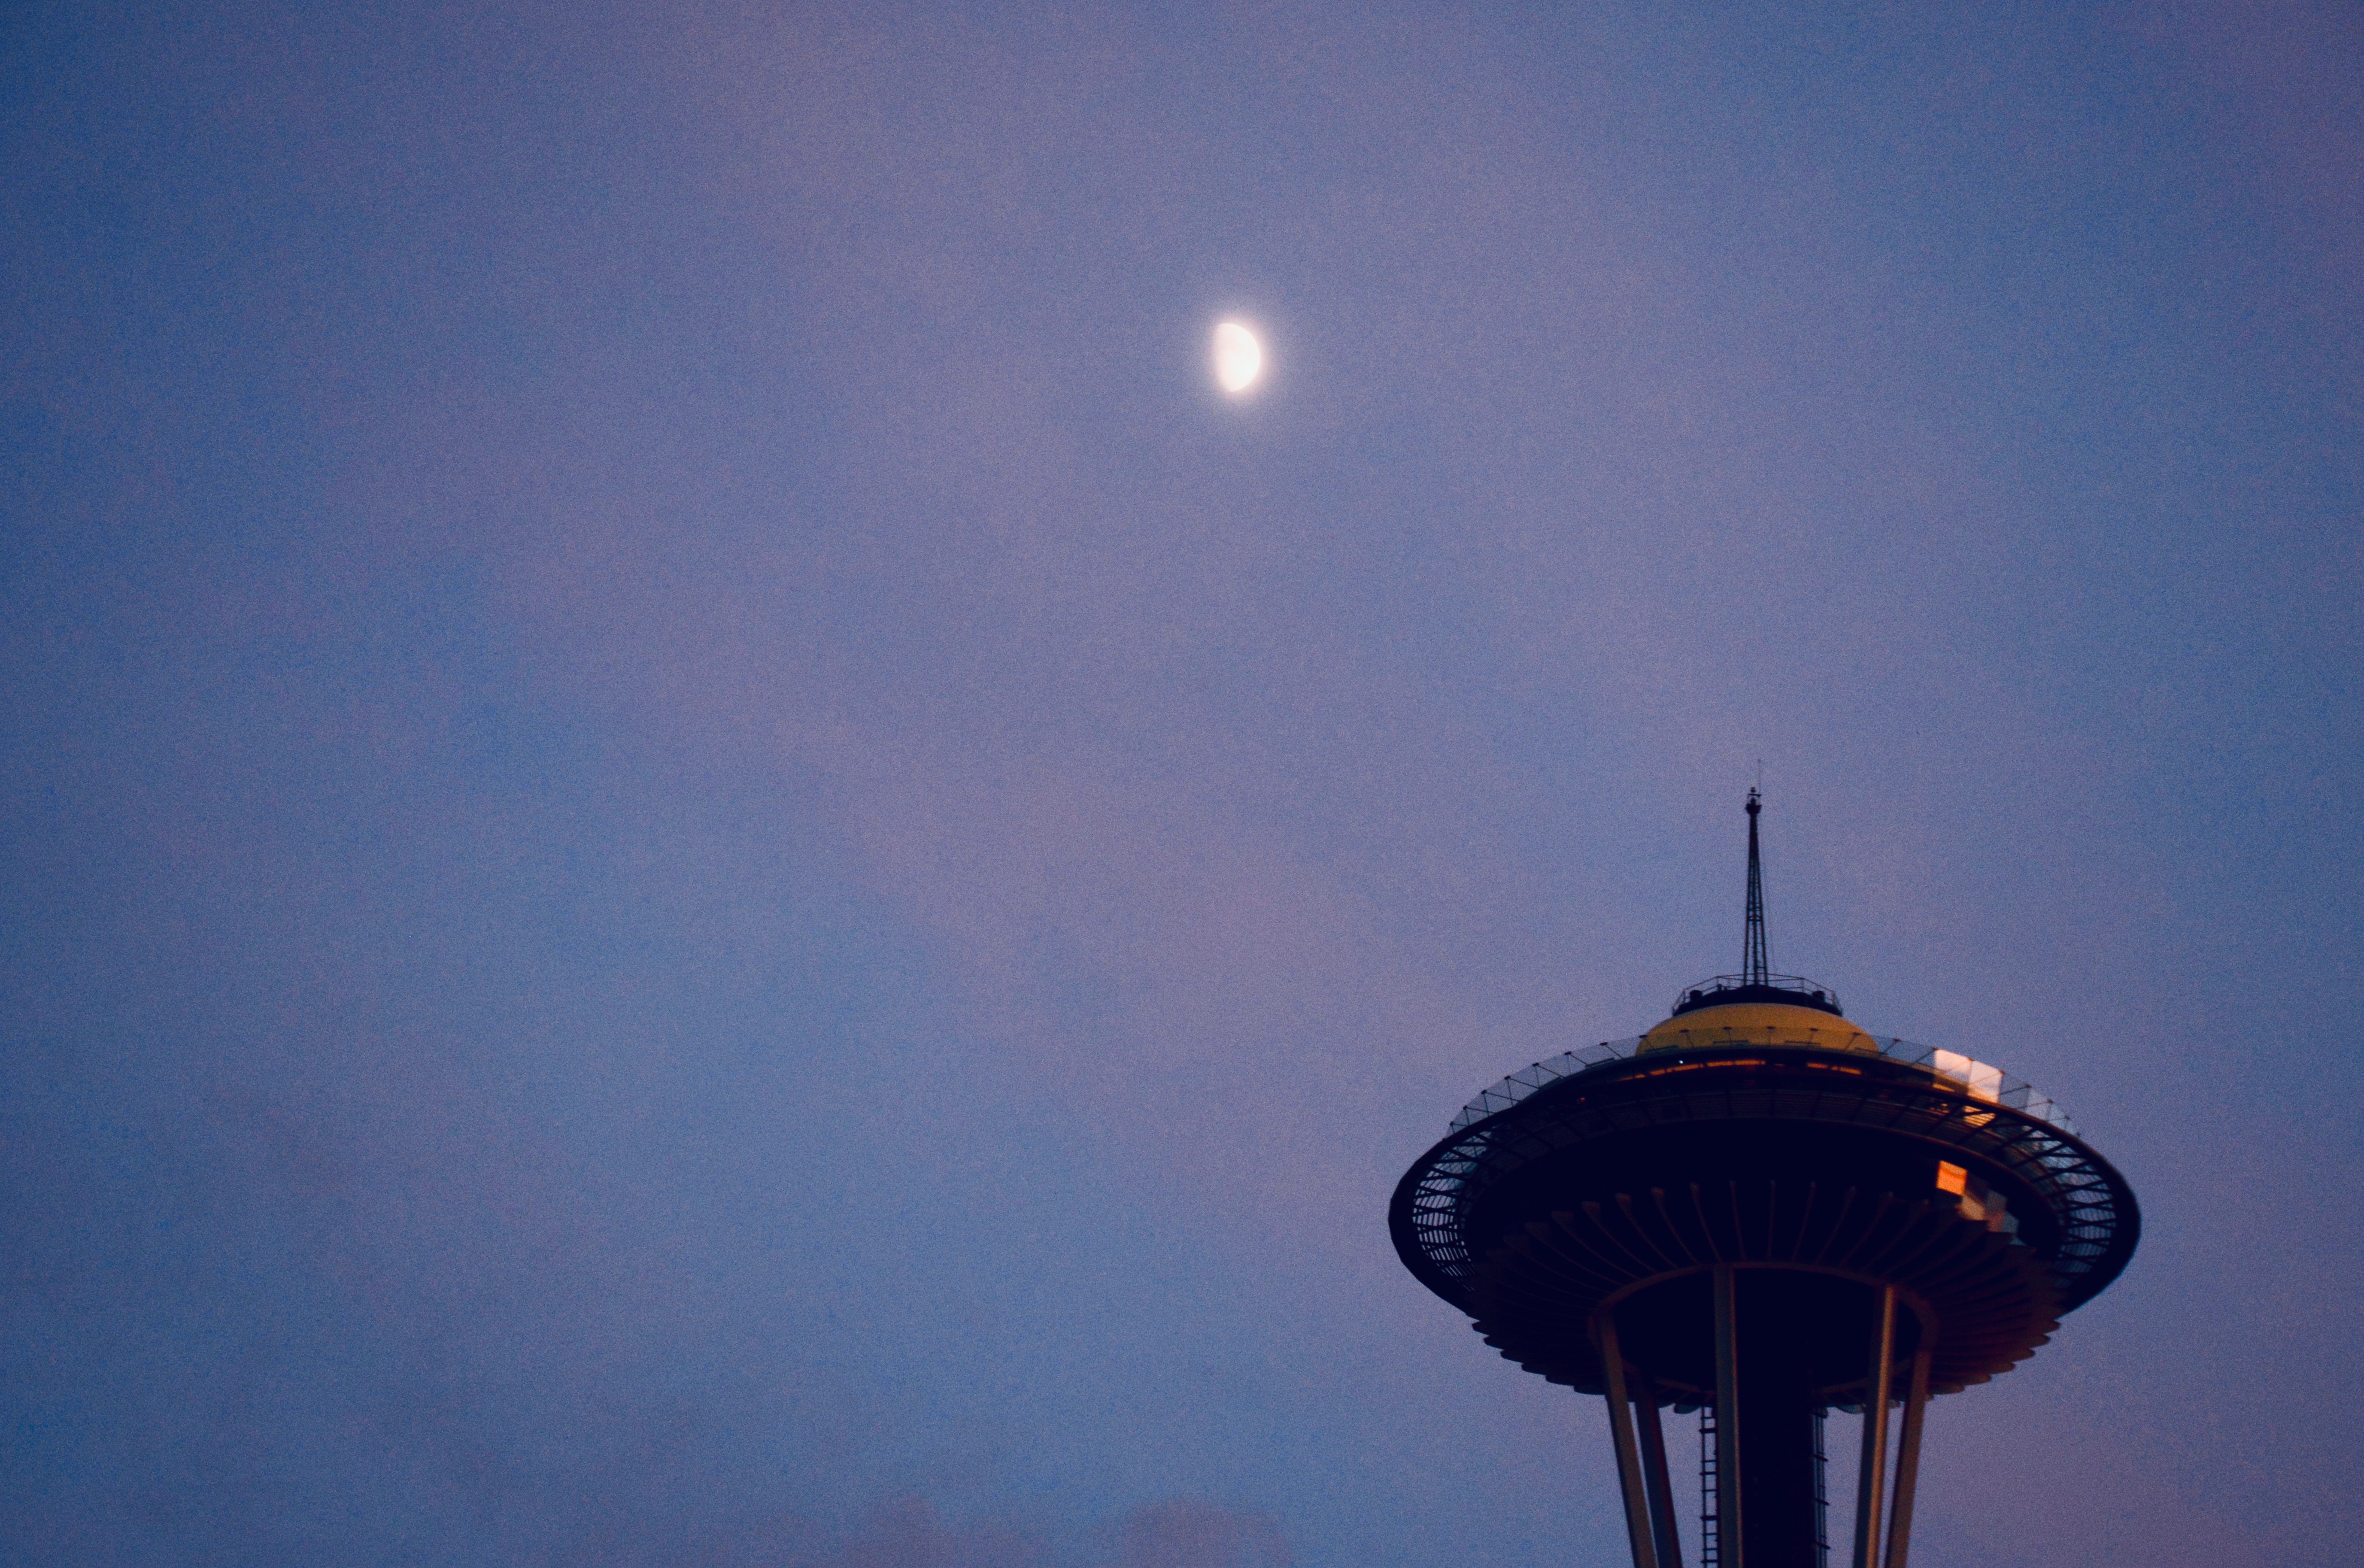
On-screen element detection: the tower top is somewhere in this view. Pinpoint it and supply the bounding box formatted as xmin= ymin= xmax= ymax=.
xmin=1668 ymin=789 xmax=1842 ymax=1018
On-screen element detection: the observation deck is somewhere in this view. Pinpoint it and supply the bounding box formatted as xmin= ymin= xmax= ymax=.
xmin=1392 ymin=1028 xmax=2136 ymax=1401
xmin=1670 ymin=973 xmax=1843 ymax=1018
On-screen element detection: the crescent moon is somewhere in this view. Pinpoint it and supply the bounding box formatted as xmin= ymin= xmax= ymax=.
xmin=1214 ymin=321 xmax=1262 ymax=395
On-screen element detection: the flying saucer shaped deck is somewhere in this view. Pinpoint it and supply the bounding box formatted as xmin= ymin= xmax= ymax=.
xmin=1389 ymin=1041 xmax=2139 ymax=1401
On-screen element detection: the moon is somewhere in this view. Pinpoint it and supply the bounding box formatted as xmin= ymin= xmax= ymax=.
xmin=1214 ymin=321 xmax=1262 ymax=395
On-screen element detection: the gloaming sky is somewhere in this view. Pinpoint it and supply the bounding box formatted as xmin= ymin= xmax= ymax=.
xmin=4 ymin=2 xmax=2360 ymax=1565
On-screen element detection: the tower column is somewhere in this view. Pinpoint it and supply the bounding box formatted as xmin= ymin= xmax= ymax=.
xmin=1633 ymin=1373 xmax=1685 ymax=1568
xmin=1713 ymin=1265 xmax=1744 ymax=1568
xmin=1594 ymin=1308 xmax=1662 ymax=1568
xmin=1851 ymin=1286 xmax=1898 ymax=1568
xmin=1882 ymin=1350 xmax=1933 ymax=1568
xmin=1733 ymin=1272 xmax=1822 ymax=1568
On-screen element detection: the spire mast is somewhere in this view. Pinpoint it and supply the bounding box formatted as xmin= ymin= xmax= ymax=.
xmin=1743 ymin=789 xmax=1769 ymax=986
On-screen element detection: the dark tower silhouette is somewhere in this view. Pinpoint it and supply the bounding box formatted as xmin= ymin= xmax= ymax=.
xmin=1389 ymin=797 xmax=2138 ymax=1568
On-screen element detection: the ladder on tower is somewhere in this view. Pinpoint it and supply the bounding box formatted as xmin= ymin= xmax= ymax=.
xmin=1812 ymin=1411 xmax=1831 ymax=1566
xmin=1698 ymin=1407 xmax=1719 ymax=1568
xmin=1697 ymin=1405 xmax=1833 ymax=1567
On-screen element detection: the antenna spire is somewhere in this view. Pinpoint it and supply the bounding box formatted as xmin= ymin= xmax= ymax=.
xmin=1743 ymin=789 xmax=1769 ymax=986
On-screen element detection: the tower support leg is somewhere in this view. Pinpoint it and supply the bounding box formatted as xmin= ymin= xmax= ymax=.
xmin=1881 ymin=1350 xmax=1932 ymax=1568
xmin=1713 ymin=1264 xmax=1743 ymax=1568
xmin=1851 ymin=1287 xmax=1897 ymax=1568
xmin=1635 ymin=1374 xmax=1685 ymax=1568
xmin=1594 ymin=1308 xmax=1660 ymax=1568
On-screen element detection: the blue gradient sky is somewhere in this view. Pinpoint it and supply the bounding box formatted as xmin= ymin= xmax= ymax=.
xmin=4 ymin=3 xmax=2359 ymax=1565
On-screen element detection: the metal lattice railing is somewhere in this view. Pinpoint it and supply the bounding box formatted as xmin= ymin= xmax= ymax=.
xmin=1673 ymin=971 xmax=1843 ymax=1016
xmin=1449 ymin=1036 xmax=2076 ymax=1135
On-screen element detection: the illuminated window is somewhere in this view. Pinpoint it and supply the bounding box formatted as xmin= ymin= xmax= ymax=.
xmin=1935 ymin=1159 xmax=2018 ymax=1236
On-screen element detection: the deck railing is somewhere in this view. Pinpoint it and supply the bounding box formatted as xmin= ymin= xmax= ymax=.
xmin=1448 ymin=1035 xmax=2076 ymax=1135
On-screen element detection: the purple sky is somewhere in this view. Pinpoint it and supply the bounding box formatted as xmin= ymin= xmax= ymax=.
xmin=4 ymin=3 xmax=2359 ymax=1565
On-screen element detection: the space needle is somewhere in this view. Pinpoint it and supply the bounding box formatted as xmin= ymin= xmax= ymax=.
xmin=1389 ymin=793 xmax=2138 ymax=1568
